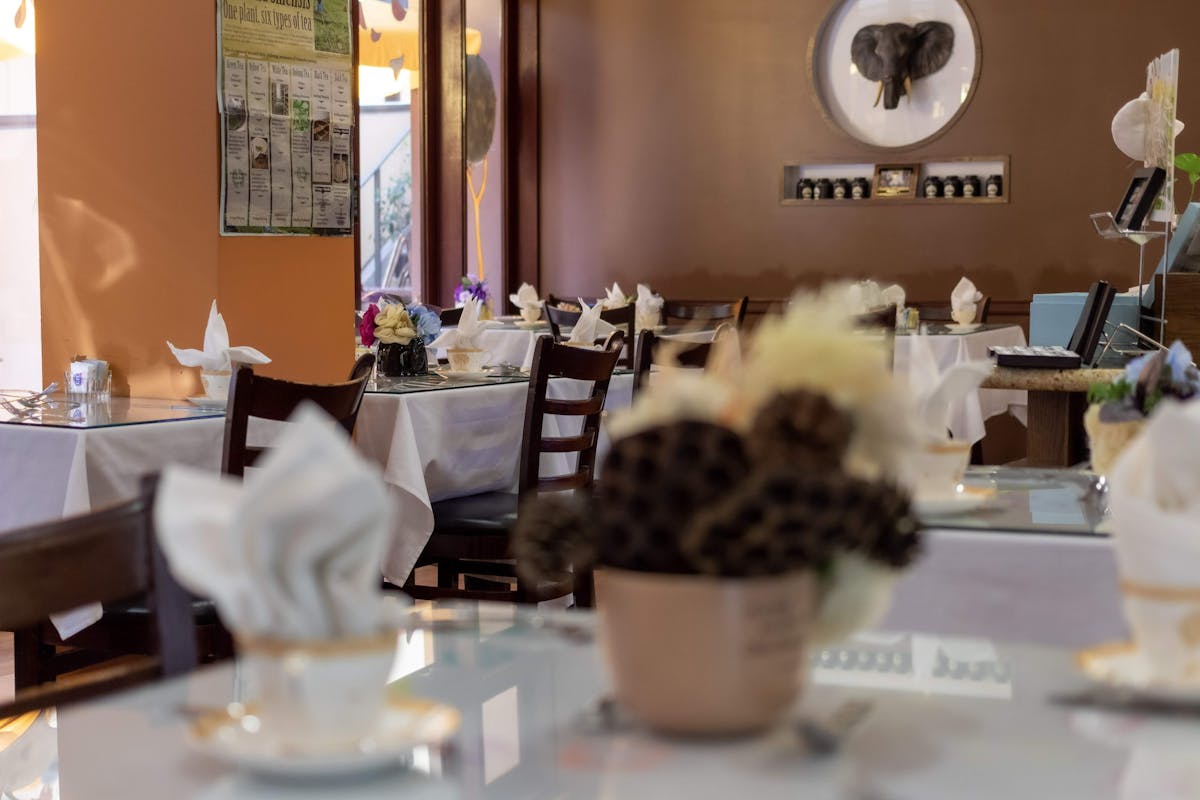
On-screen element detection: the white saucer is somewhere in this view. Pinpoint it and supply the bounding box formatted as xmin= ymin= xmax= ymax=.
xmin=496 ymin=314 xmax=521 ymax=322
xmin=945 ymin=323 xmax=981 ymax=333
xmin=912 ymin=486 xmax=995 ymax=516
xmin=187 ymin=396 xmax=226 ymax=409
xmin=188 ymin=696 xmax=460 ymax=778
xmin=514 ymin=320 xmax=547 ymax=329
xmin=1077 ymin=642 xmax=1200 ymax=704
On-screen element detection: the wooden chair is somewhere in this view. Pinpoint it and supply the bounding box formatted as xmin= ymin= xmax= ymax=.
xmin=349 ymin=352 xmax=376 ymax=383
xmin=222 ymin=363 xmax=373 ymax=476
xmin=663 ymin=297 xmax=749 ymax=328
xmin=854 ymin=304 xmax=897 ymax=371
xmin=5 ymin=478 xmax=198 ymax=715
xmin=402 ymin=335 xmax=624 ymax=605
xmin=544 ymin=303 xmax=635 ymax=367
xmin=632 ymin=329 xmax=721 ymax=394
xmin=440 ymin=307 xmax=464 ymax=326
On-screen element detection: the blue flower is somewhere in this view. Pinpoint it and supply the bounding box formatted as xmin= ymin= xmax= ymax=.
xmin=1165 ymin=340 xmax=1196 ymax=386
xmin=407 ymin=304 xmax=442 ymax=346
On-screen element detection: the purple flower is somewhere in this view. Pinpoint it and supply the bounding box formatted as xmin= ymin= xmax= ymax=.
xmin=454 ymin=276 xmax=489 ymax=305
xmin=359 ymin=303 xmax=380 ymax=346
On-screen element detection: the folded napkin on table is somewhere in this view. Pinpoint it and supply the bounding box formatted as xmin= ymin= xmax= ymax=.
xmin=154 ymin=404 xmax=394 ymax=640
xmin=845 ymin=280 xmax=883 ymax=315
xmin=602 ymin=282 xmax=629 ymax=310
xmin=429 ymin=296 xmax=502 ymax=350
xmin=635 ymin=283 xmax=664 ymax=331
xmin=568 ymin=299 xmax=618 ymax=346
xmin=906 ymin=332 xmax=992 ymax=441
xmin=951 ymin=278 xmax=983 ymax=315
xmin=1109 ymin=400 xmax=1200 ymax=682
xmin=167 ymin=300 xmax=271 ymax=371
xmin=880 ymin=284 xmax=906 ymax=319
xmin=508 ymin=283 xmax=542 ymax=317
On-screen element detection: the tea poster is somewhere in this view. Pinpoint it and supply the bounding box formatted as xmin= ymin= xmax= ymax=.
xmin=218 ymin=0 xmax=354 ymax=236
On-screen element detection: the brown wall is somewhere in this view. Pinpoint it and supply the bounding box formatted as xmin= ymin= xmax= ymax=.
xmin=37 ymin=1 xmax=354 ymax=398
xmin=539 ymin=0 xmax=1200 ymax=307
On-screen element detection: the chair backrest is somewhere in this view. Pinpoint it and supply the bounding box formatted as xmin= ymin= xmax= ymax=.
xmin=222 ymin=365 xmax=372 ymax=476
xmin=632 ymin=329 xmax=717 ymax=394
xmin=544 ymin=303 xmax=635 ymax=367
xmin=854 ymin=304 xmax=896 ymax=370
xmin=440 ymin=307 xmax=464 ymax=326
xmin=518 ymin=336 xmax=623 ymax=497
xmin=0 ymin=478 xmax=197 ymax=714
xmin=663 ymin=297 xmax=749 ymax=328
xmin=348 ymin=352 xmax=376 ymax=382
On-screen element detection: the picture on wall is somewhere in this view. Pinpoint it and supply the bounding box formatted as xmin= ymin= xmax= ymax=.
xmin=873 ymin=164 xmax=917 ymax=197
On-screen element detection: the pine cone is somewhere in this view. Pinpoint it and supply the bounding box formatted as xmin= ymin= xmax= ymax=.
xmin=594 ymin=420 xmax=750 ymax=573
xmin=747 ymin=389 xmax=853 ymax=468
xmin=512 ymin=494 xmax=594 ymax=584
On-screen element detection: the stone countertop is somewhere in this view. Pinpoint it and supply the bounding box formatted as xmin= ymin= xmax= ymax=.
xmin=982 ymin=366 xmax=1123 ymax=392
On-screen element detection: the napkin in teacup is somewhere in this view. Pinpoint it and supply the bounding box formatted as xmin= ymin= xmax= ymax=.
xmin=167 ymin=299 xmax=271 ymax=371
xmin=881 ymin=284 xmax=906 ymax=324
xmin=568 ymin=299 xmax=618 ymax=346
xmin=635 ymin=283 xmax=664 ymax=331
xmin=508 ymin=282 xmax=543 ymax=320
xmin=1109 ymin=400 xmax=1200 ymax=683
xmin=845 ymin=280 xmax=883 ymax=315
xmin=601 ymin=282 xmax=629 ymax=310
xmin=906 ymin=331 xmax=992 ymax=441
xmin=951 ymin=277 xmax=983 ymax=317
xmin=154 ymin=405 xmax=394 ymax=641
xmin=429 ymin=296 xmax=502 ymax=351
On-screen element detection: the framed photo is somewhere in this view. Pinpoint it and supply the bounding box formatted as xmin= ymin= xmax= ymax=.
xmin=808 ymin=0 xmax=981 ymax=150
xmin=1114 ymin=167 xmax=1166 ymax=232
xmin=873 ymin=164 xmax=918 ymax=197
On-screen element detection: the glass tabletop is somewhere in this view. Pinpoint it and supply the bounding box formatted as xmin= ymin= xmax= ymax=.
xmin=896 ymin=323 xmax=1018 ymax=336
xmin=0 ymin=394 xmax=224 ymax=429
xmin=369 ymin=367 xmax=634 ymax=395
xmin=919 ymin=466 xmax=1109 ymax=536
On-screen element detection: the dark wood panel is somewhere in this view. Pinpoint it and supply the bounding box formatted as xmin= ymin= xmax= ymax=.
xmin=1156 ymin=273 xmax=1200 ymax=356
xmin=503 ymin=0 xmax=540 ymax=293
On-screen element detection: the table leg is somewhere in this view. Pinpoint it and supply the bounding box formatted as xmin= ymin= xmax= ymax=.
xmin=1026 ymin=390 xmax=1088 ymax=467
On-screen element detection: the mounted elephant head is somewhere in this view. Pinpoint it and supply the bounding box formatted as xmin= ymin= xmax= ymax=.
xmin=851 ymin=21 xmax=954 ymax=110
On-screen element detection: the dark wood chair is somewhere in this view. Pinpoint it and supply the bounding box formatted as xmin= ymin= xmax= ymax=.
xmin=544 ymin=303 xmax=635 ymax=367
xmin=854 ymin=304 xmax=897 ymax=371
xmin=440 ymin=307 xmax=464 ymax=326
xmin=5 ymin=477 xmax=198 ymax=715
xmin=632 ymin=329 xmax=721 ymax=394
xmin=349 ymin=352 xmax=376 ymax=382
xmin=222 ymin=363 xmax=373 ymax=477
xmin=663 ymin=297 xmax=749 ymax=328
xmin=401 ymin=335 xmax=624 ymax=605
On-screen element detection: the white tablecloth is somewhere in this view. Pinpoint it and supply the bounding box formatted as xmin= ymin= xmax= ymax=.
xmin=355 ymin=373 xmax=634 ymax=584
xmin=893 ymin=326 xmax=1028 ymax=445
xmin=447 ymin=325 xmax=718 ymax=370
xmin=0 ymin=418 xmax=225 ymax=635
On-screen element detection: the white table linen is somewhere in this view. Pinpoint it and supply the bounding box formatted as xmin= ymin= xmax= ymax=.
xmin=893 ymin=325 xmax=1028 ymax=444
xmin=355 ymin=374 xmax=635 ymax=584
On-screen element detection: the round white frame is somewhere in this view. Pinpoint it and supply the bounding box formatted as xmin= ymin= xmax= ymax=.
xmin=808 ymin=0 xmax=981 ymax=150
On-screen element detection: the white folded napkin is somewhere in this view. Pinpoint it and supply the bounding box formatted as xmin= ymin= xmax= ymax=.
xmin=906 ymin=332 xmax=992 ymax=440
xmin=167 ymin=299 xmax=271 ymax=372
xmin=601 ymin=282 xmax=629 ymax=310
xmin=951 ymin=277 xmax=982 ymax=313
xmin=508 ymin=282 xmax=541 ymax=313
xmin=154 ymin=405 xmax=394 ymax=641
xmin=635 ymin=283 xmax=664 ymax=331
xmin=880 ymin=284 xmax=906 ymax=313
xmin=845 ymin=280 xmax=883 ymax=315
xmin=568 ymin=299 xmax=617 ymax=346
xmin=429 ymin=296 xmax=502 ymax=350
xmin=1109 ymin=400 xmax=1200 ymax=682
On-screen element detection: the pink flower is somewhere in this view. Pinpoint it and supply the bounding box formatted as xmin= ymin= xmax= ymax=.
xmin=359 ymin=304 xmax=380 ymax=346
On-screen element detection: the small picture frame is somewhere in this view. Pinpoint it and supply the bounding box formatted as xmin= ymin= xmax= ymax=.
xmin=873 ymin=164 xmax=918 ymax=198
xmin=1114 ymin=167 xmax=1166 ymax=231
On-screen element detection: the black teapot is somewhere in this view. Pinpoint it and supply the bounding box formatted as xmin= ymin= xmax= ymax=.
xmin=378 ymin=339 xmax=429 ymax=377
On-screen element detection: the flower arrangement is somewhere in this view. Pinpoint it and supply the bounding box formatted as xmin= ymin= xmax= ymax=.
xmin=516 ymin=283 xmax=923 ymax=633
xmin=358 ymin=302 xmax=441 ymax=348
xmin=1085 ymin=342 xmax=1199 ymax=474
xmin=454 ymin=275 xmax=489 ymax=307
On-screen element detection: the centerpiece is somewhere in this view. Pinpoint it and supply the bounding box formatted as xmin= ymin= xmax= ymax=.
xmin=454 ymin=275 xmax=491 ymax=318
xmin=1085 ymin=342 xmax=1199 ymax=474
xmin=359 ymin=301 xmax=441 ymax=377
xmin=514 ymin=285 xmax=925 ymax=735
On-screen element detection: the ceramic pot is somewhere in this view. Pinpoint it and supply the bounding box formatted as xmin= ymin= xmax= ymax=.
xmin=378 ymin=340 xmax=429 ymax=377
xmin=1084 ymin=404 xmax=1145 ymax=476
xmin=594 ymin=568 xmax=816 ymax=736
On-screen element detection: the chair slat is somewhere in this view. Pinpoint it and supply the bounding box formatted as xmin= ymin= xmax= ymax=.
xmin=539 ymin=432 xmax=596 ymax=453
xmin=543 ymin=395 xmax=606 ymax=416
xmin=536 ymin=471 xmax=592 ymax=493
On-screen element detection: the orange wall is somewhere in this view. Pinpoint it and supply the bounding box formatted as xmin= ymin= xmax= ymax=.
xmin=36 ymin=1 xmax=353 ymax=398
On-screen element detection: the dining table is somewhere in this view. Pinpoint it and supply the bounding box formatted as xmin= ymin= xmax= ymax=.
xmin=354 ymin=368 xmax=635 ymax=586
xmin=1 ymin=591 xmax=1190 ymax=799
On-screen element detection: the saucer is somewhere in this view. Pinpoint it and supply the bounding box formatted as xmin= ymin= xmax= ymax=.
xmin=514 ymin=320 xmax=547 ymax=329
xmin=945 ymin=323 xmax=981 ymax=333
xmin=187 ymin=395 xmax=226 ymax=409
xmin=1077 ymin=641 xmax=1200 ymax=704
xmin=496 ymin=314 xmax=522 ymax=322
xmin=187 ymin=695 xmax=460 ymax=778
xmin=912 ymin=485 xmax=996 ymax=516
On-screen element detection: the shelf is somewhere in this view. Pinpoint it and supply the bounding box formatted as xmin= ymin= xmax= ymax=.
xmin=781 ymin=155 xmax=1010 ymax=205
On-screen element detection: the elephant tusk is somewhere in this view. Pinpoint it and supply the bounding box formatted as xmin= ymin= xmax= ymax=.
xmin=904 ymin=76 xmax=912 ymax=102
xmin=873 ymin=81 xmax=884 ymax=108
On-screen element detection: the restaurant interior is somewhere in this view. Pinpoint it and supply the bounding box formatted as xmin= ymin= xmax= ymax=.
xmin=2 ymin=0 xmax=1200 ymax=797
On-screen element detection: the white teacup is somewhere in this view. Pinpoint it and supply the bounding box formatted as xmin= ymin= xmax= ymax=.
xmin=520 ymin=305 xmax=542 ymax=324
xmin=446 ymin=347 xmax=489 ymax=373
xmin=951 ymin=307 xmax=976 ymax=326
xmin=907 ymin=440 xmax=972 ymax=498
xmin=200 ymin=370 xmax=231 ymax=401
xmin=239 ymin=632 xmax=397 ymax=751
